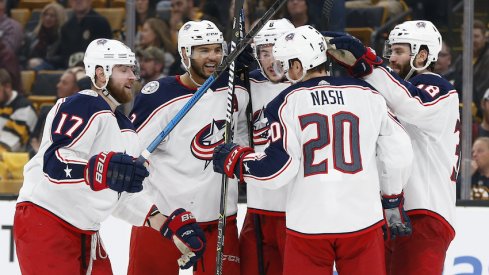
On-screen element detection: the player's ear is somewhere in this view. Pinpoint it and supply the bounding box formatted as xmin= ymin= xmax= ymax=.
xmin=181 ymin=48 xmax=190 ymax=68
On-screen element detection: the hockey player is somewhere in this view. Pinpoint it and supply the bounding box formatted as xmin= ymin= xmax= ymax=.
xmin=240 ymin=18 xmax=294 ymax=275
xmin=213 ymin=25 xmax=413 ymax=275
xmin=128 ymin=20 xmax=249 ymax=274
xmin=14 ymin=39 xmax=206 ymax=275
xmin=326 ymin=20 xmax=459 ymax=275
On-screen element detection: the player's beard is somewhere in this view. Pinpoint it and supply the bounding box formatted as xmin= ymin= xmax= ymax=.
xmin=394 ymin=62 xmax=413 ymax=80
xmin=107 ymin=78 xmax=133 ymax=104
xmin=189 ymin=58 xmax=215 ymax=81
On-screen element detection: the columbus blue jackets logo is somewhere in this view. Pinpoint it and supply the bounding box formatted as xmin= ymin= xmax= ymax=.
xmin=191 ymin=119 xmax=226 ymax=168
xmin=416 ymin=21 xmax=426 ymax=28
xmin=253 ymin=107 xmax=270 ymax=146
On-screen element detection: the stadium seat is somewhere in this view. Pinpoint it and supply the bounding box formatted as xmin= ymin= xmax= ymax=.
xmin=110 ymin=0 xmax=126 ymax=8
xmin=346 ymin=6 xmax=387 ymax=28
xmin=10 ymin=8 xmax=31 ymax=28
xmin=2 ymin=152 xmax=29 ymax=180
xmin=346 ymin=27 xmax=374 ymax=46
xmin=94 ymin=8 xmax=125 ymax=33
xmin=31 ymin=70 xmax=63 ymax=96
xmin=24 ymin=8 xmax=41 ymax=33
xmin=21 ymin=70 xmax=36 ymax=95
xmin=93 ymin=0 xmax=107 ymax=8
xmin=19 ymin=0 xmax=55 ymax=9
xmin=28 ymin=95 xmax=56 ymax=114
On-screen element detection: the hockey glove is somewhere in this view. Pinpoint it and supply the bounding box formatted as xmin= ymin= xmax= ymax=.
xmin=84 ymin=152 xmax=149 ymax=193
xmin=381 ymin=193 xmax=412 ymax=240
xmin=235 ymin=44 xmax=255 ymax=72
xmin=160 ymin=208 xmax=206 ymax=269
xmin=326 ymin=34 xmax=383 ymax=78
xmin=213 ymin=143 xmax=254 ymax=182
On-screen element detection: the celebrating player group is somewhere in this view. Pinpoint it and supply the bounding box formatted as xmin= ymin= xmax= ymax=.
xmin=12 ymin=8 xmax=458 ymax=275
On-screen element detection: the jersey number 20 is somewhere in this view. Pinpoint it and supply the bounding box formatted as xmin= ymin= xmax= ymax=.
xmin=299 ymin=112 xmax=362 ymax=177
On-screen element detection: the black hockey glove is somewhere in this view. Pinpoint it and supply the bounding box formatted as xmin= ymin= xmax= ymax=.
xmin=381 ymin=192 xmax=412 ymax=240
xmin=160 ymin=208 xmax=206 ymax=269
xmin=84 ymin=152 xmax=148 ymax=193
xmin=213 ymin=142 xmax=254 ymax=182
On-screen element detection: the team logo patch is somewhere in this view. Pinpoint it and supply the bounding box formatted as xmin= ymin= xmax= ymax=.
xmin=97 ymin=39 xmax=108 ymax=45
xmin=416 ymin=22 xmax=426 ymax=28
xmin=252 ymin=108 xmax=270 ymax=146
xmin=285 ymin=33 xmax=295 ymax=41
xmin=141 ymin=81 xmax=159 ymax=94
xmin=191 ymin=119 xmax=226 ymax=168
xmin=184 ymin=23 xmax=191 ymax=30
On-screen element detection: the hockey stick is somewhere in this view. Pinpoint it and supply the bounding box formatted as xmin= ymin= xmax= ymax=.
xmin=137 ymin=0 xmax=287 ymax=163
xmin=321 ymin=0 xmax=335 ymax=75
xmin=215 ymin=0 xmax=245 ymax=273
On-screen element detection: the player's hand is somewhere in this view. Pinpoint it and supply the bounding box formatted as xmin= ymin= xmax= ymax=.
xmin=213 ymin=143 xmax=254 ymax=182
xmin=381 ymin=192 xmax=412 ymax=240
xmin=326 ymin=34 xmax=383 ymax=78
xmin=235 ymin=44 xmax=255 ymax=72
xmin=84 ymin=152 xmax=149 ymax=193
xmin=160 ymin=208 xmax=206 ymax=269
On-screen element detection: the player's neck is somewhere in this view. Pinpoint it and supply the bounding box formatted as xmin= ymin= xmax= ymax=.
xmin=303 ymin=71 xmax=326 ymax=82
xmin=180 ymin=72 xmax=203 ymax=89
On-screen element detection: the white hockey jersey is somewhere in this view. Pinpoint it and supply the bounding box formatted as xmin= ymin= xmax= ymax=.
xmin=17 ymin=91 xmax=154 ymax=232
xmin=247 ymin=70 xmax=291 ymax=215
xmin=242 ymin=76 xmax=413 ymax=237
xmin=130 ymin=74 xmax=249 ymax=222
xmin=364 ymin=67 xmax=459 ymax=238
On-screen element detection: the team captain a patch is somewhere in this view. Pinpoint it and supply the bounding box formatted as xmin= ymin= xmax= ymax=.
xmin=141 ymin=81 xmax=159 ymax=94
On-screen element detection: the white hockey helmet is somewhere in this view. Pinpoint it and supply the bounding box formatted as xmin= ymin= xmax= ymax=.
xmin=272 ymin=25 xmax=327 ymax=83
xmin=384 ymin=20 xmax=442 ymax=64
xmin=253 ymin=18 xmax=295 ymax=49
xmin=177 ymin=20 xmax=224 ymax=66
xmin=84 ymin=38 xmax=138 ymax=89
xmin=253 ymin=19 xmax=295 ymax=81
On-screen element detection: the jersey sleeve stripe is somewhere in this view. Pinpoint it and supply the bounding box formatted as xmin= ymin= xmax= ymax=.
xmin=135 ymin=94 xmax=193 ymax=133
xmin=378 ymin=67 xmax=458 ymax=106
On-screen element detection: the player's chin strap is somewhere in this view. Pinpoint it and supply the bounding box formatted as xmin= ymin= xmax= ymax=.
xmin=92 ymin=78 xmax=121 ymax=107
xmin=405 ymin=54 xmax=432 ymax=80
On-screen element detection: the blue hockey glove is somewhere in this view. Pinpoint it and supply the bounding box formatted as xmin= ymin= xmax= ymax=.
xmin=160 ymin=208 xmax=206 ymax=269
xmin=84 ymin=152 xmax=149 ymax=193
xmin=381 ymin=193 xmax=412 ymax=240
xmin=213 ymin=143 xmax=254 ymax=182
xmin=327 ymin=34 xmax=383 ymax=78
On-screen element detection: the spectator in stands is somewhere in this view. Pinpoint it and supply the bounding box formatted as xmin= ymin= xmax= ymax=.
xmin=281 ymin=0 xmax=320 ymax=28
xmin=476 ymin=89 xmax=489 ymax=139
xmin=29 ymin=66 xmax=86 ymax=155
xmin=168 ymin=0 xmax=197 ymax=48
xmin=434 ymin=40 xmax=455 ymax=84
xmin=0 ymin=37 xmax=22 ymax=93
xmin=25 ymin=2 xmax=66 ymax=71
xmin=136 ymin=46 xmax=166 ymax=85
xmin=136 ymin=0 xmax=157 ymax=34
xmin=345 ymin=0 xmax=404 ymax=21
xmin=56 ymin=0 xmax=112 ymax=68
xmin=0 ymin=69 xmax=37 ymax=152
xmin=453 ymin=20 xmax=489 ymax=118
xmin=0 ymin=0 xmax=23 ymax=54
xmin=137 ymin=17 xmax=182 ymax=75
xmin=471 ymin=136 xmax=489 ymax=200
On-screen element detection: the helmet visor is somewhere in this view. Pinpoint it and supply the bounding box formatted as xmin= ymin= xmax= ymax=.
xmin=383 ymin=40 xmax=392 ymax=59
